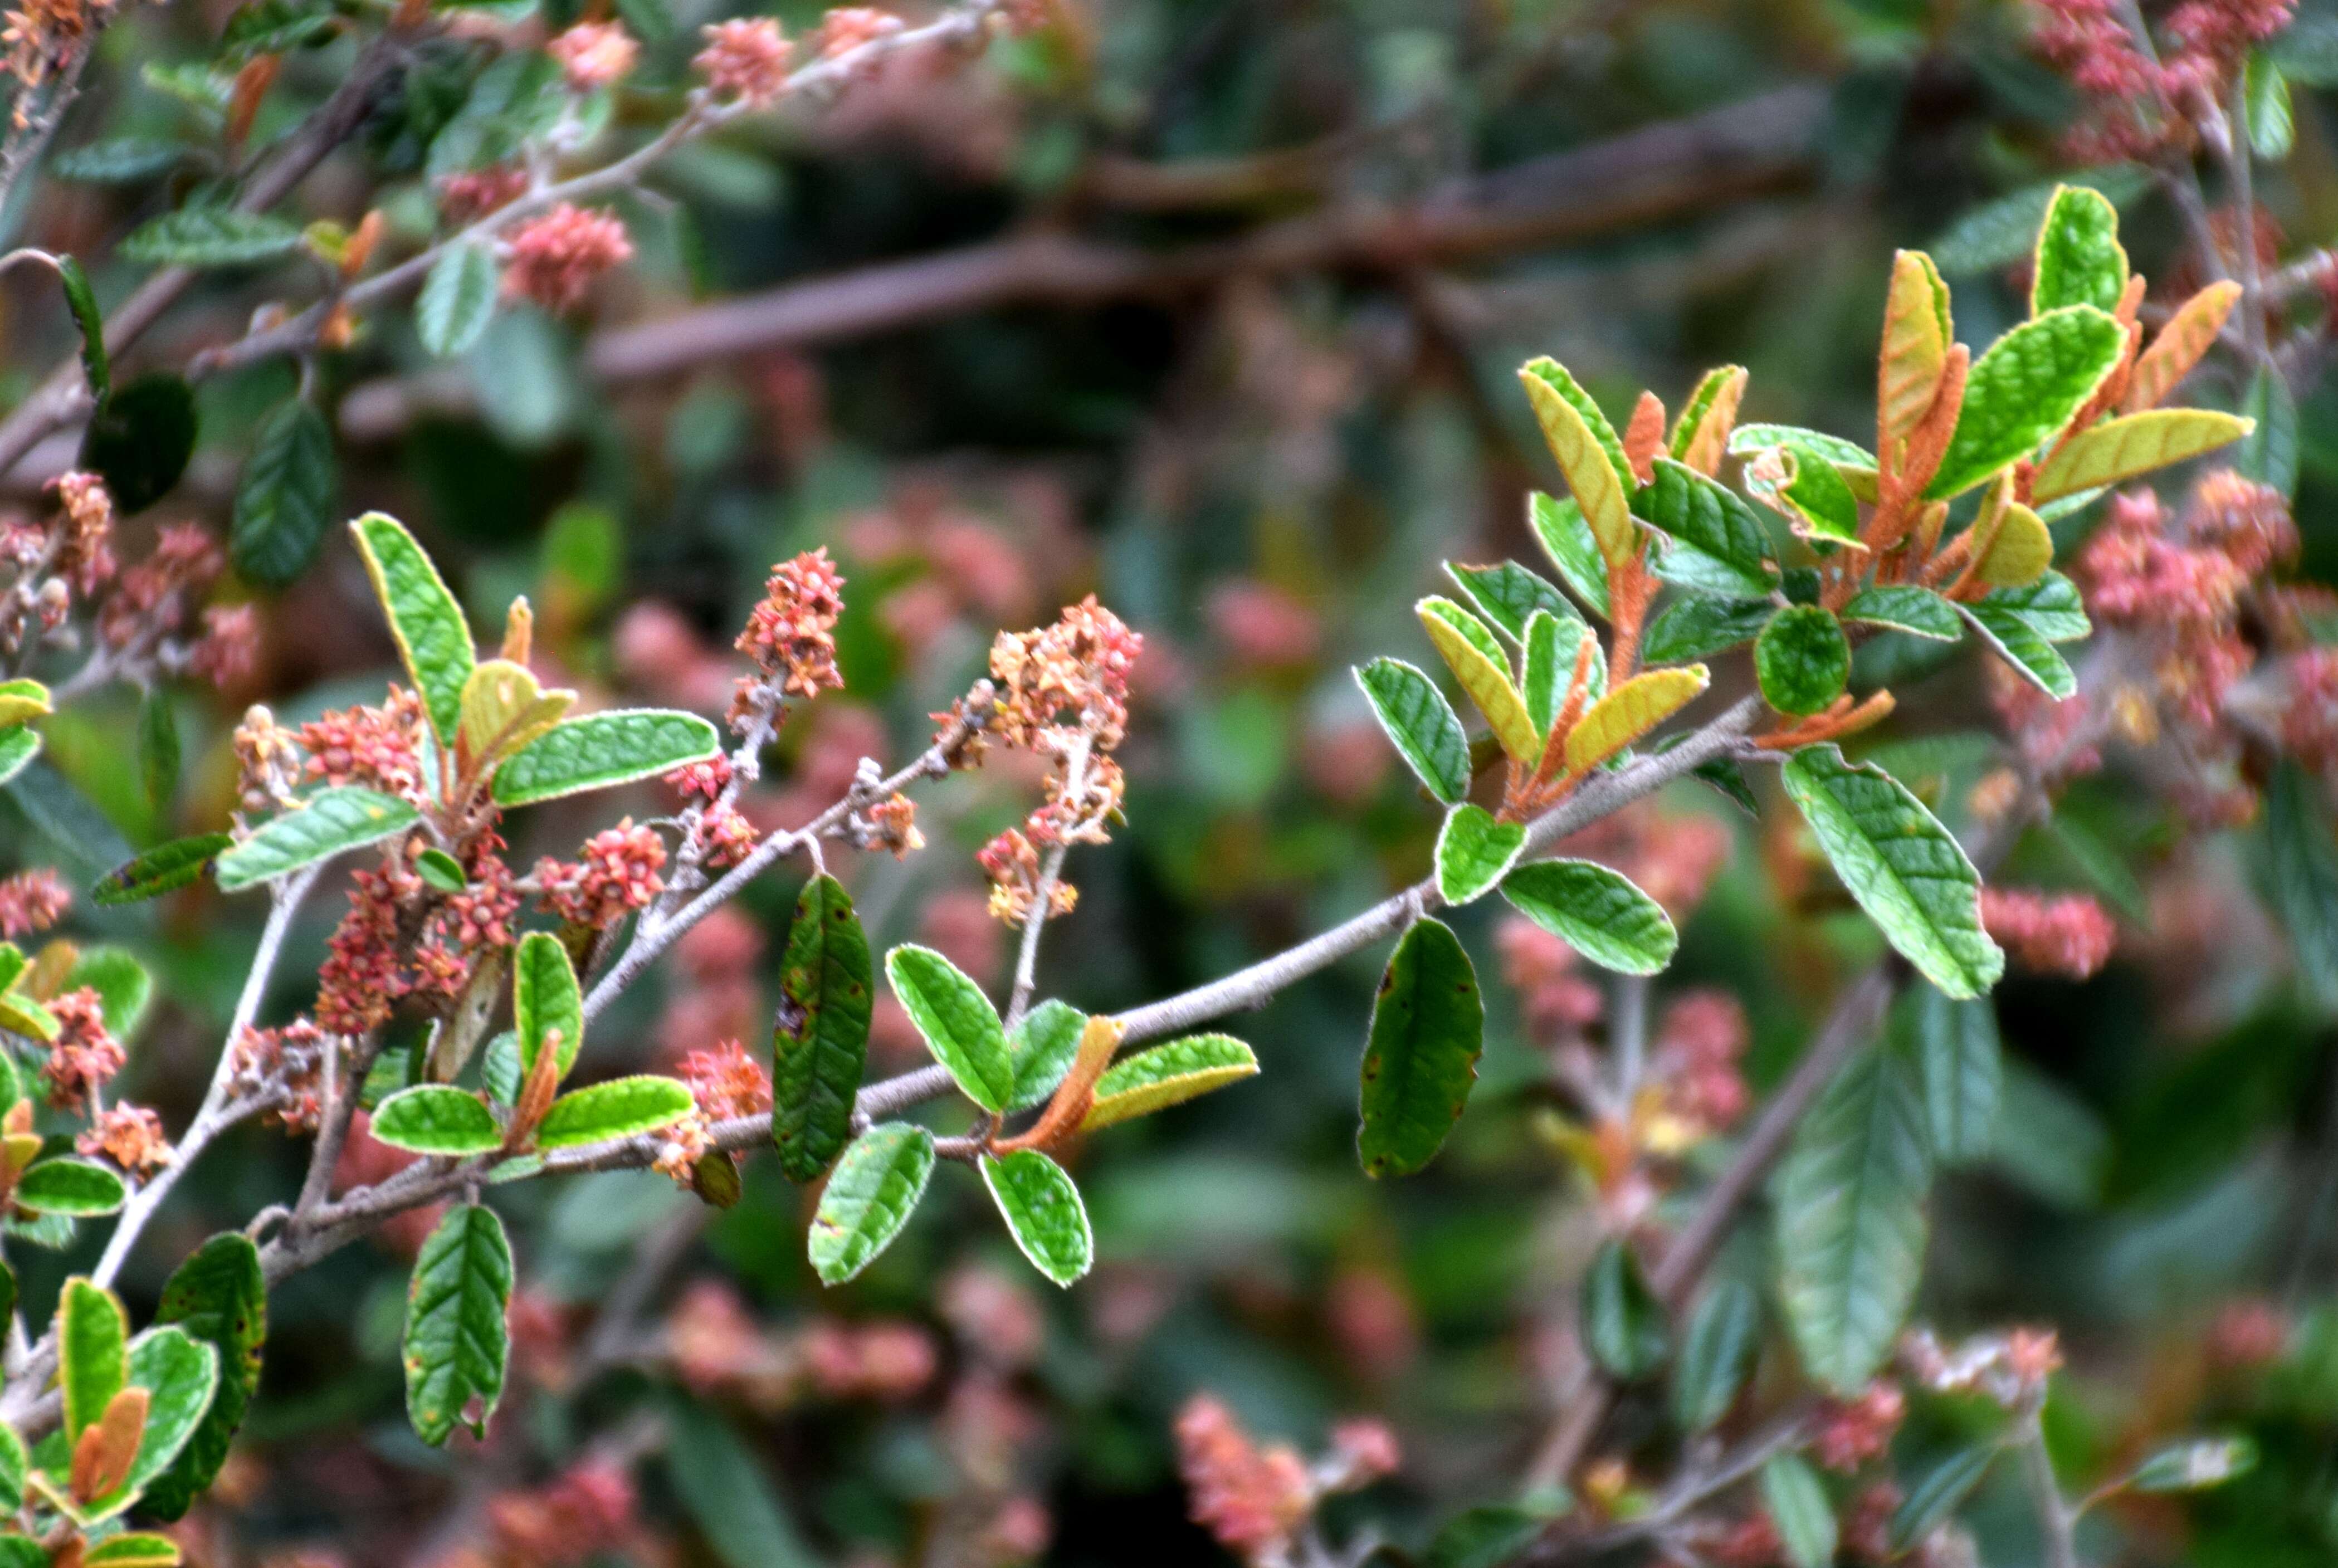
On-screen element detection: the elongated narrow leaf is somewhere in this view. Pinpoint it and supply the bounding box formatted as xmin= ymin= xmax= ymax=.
xmin=1782 ymin=745 xmax=2003 ymax=998
xmin=1960 ymin=585 xmax=2080 ymax=699
xmin=1756 ymin=606 xmax=1850 ymax=716
xmin=2032 ymin=185 xmax=2128 ymax=315
xmin=1008 ymin=999 xmax=1087 ymax=1111
xmin=1879 ymin=250 xmax=1952 ymax=452
xmin=1775 ymin=1042 xmax=1931 ymax=1394
xmin=1527 ymin=492 xmax=1610 ymax=619
xmin=491 ymin=709 xmax=720 ymax=805
xmin=1761 ymin=1453 xmax=1839 ymax=1568
xmin=1445 ymin=561 xmax=1579 ymax=642
xmin=0 ymin=1420 xmax=23 ymax=1515
xmin=58 ymin=256 xmax=107 ymax=406
xmin=1913 ymin=985 xmax=2001 ymax=1162
xmin=1355 ymin=659 xmax=1470 ymax=805
xmin=1500 ymin=859 xmax=1677 ymax=974
xmin=1356 ymin=918 xmax=1483 ymax=1178
xmin=402 ymin=1203 xmax=512 ymax=1445
xmin=2248 ymin=51 xmax=2293 ymax=156
xmin=1436 ymin=804 xmax=1527 ymax=906
xmin=2130 ymin=1436 xmax=2257 ymax=1492
xmin=17 ymin=1160 xmax=127 ymax=1215
xmin=1418 ymin=598 xmax=1540 ymax=763
xmin=350 ymin=512 xmax=475 ymax=746
xmin=121 ymin=1328 xmax=218 ymax=1495
xmin=2269 ymin=761 xmax=2338 ymax=1008
xmin=418 ymin=242 xmax=501 ymax=358
xmin=1582 ymin=1239 xmax=1668 ymax=1379
xmin=370 ymin=1086 xmax=503 ymax=1155
xmin=1082 ymin=1034 xmax=1258 ymax=1131
xmin=808 ymin=1122 xmax=934 ymax=1284
xmin=981 ymin=1150 xmax=1092 ymax=1287
xmin=1669 ymin=364 xmax=1748 ymax=472
xmin=512 ymin=930 xmax=583 ymax=1079
xmin=55 ymin=137 xmax=194 ymax=184
xmin=1671 ymin=1278 xmax=1760 ymax=1432
xmin=2125 ymin=281 xmax=2240 ymax=412
xmin=230 ymin=399 xmax=336 ymax=587
xmin=141 ymin=1234 xmax=266 ymax=1521
xmin=885 ymin=945 xmax=1012 ymax=1112
xmin=773 ymin=873 xmax=873 ymax=1180
xmin=58 ymin=1278 xmax=128 ymax=1442
xmin=120 ymin=208 xmax=302 ymax=267
xmin=214 ymin=788 xmax=419 ymax=893
xmin=1892 ymin=1447 xmax=1998 ymax=1551
xmin=1520 ymin=611 xmax=1569 ymax=734
xmin=537 ymin=1075 xmax=694 ymax=1148
xmin=1641 ymin=459 xmax=1775 ymax=599
xmin=1563 ymin=666 xmax=1708 ymax=775
xmin=91 ymin=832 xmax=233 ymax=905
xmin=1519 ymin=359 xmax=1636 ymax=571
xmin=1842 ymin=587 xmax=1960 ymax=641
xmin=1925 ymin=306 xmax=2125 ymax=499
xmin=84 ymin=1536 xmax=179 ymax=1568
xmin=2029 ymin=409 xmax=2250 ymax=501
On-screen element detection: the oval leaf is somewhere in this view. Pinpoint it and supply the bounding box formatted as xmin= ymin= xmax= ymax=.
xmin=1082 ymin=1033 xmax=1258 ymax=1131
xmin=1642 ymin=458 xmax=1776 ymax=599
xmin=418 ymin=241 xmax=501 ymax=359
xmin=1356 ymin=917 xmax=1484 ymax=1178
xmin=980 ymin=1149 xmax=1093 ymax=1287
xmin=1925 ymin=306 xmax=2126 ymax=499
xmin=885 ymin=945 xmax=1012 ymax=1113
xmin=2028 ymin=408 xmax=2251 ymax=501
xmin=773 ymin=873 xmax=873 ymax=1180
xmin=513 ymin=930 xmax=583 ymax=1081
xmin=402 ymin=1203 xmax=512 ymax=1445
xmin=370 ymin=1086 xmax=502 ymax=1155
xmin=490 ymin=709 xmax=721 ymax=806
xmin=230 ymin=399 xmax=336 ymax=587
xmin=1418 ymin=598 xmax=1540 ymax=763
xmin=141 ymin=1233 xmax=267 ymax=1521
xmin=1756 ymin=606 xmax=1851 ymax=717
xmin=1582 ymin=1239 xmax=1668 ymax=1380
xmin=58 ymin=1278 xmax=128 ymax=1442
xmin=808 ymin=1122 xmax=934 ymax=1286
xmin=536 ymin=1074 xmax=694 ymax=1149
xmin=1436 ymin=803 xmax=1527 ymax=906
xmin=1671 ymin=1278 xmax=1760 ymax=1432
xmin=18 ymin=1160 xmax=128 ymax=1216
xmin=1842 ymin=587 xmax=1960 ymax=642
xmin=1760 ymin=1453 xmax=1838 ymax=1568
xmin=350 ymin=512 xmax=476 ymax=748
xmin=1008 ymin=999 xmax=1089 ymax=1112
xmin=1519 ymin=358 xmax=1636 ymax=571
xmin=1563 ymin=666 xmax=1709 ymax=776
xmin=92 ymin=832 xmax=233 ymax=906
xmin=1355 ymin=658 xmax=1470 ymax=805
xmin=214 ymin=787 xmax=421 ymax=893
xmin=1500 ymin=859 xmax=1677 ymax=975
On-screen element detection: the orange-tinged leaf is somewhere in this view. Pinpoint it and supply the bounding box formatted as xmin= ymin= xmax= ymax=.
xmin=2126 ymin=281 xmax=2243 ymax=413
xmin=1519 ymin=358 xmax=1638 ymax=573
xmin=1418 ymin=599 xmax=1542 ymax=764
xmin=2030 ymin=408 xmax=2252 ymax=500
xmin=71 ymin=1385 xmax=148 ymax=1503
xmin=1564 ymin=666 xmax=1709 ymax=775
xmin=1878 ymin=251 xmax=1952 ymax=458
xmin=1622 ymin=390 xmax=1666 ymax=484
xmin=1673 ymin=366 xmax=1748 ymax=475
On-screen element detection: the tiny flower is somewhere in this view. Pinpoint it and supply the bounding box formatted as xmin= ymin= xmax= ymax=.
xmin=812 ymin=6 xmax=901 ymax=58
xmin=501 ymin=203 xmax=633 ymax=313
xmin=537 ymin=818 xmax=667 ymax=930
xmin=439 ymin=166 xmax=531 ymax=226
xmin=694 ymin=17 xmax=791 ymax=106
xmin=736 ymin=548 xmax=847 ymax=702
xmin=42 ymin=988 xmax=124 ymax=1110
xmin=546 ymin=20 xmax=637 ymax=92
xmin=1812 ymin=1382 xmax=1905 ymax=1472
xmin=191 ymin=602 xmax=261 ymax=689
xmin=677 ymin=1038 xmax=773 ymax=1122
xmin=1174 ymin=1395 xmax=1313 ymax=1561
xmin=0 ymin=867 xmax=69 ymax=938
xmin=866 ymin=792 xmax=922 ymax=857
xmin=77 ymin=1104 xmax=173 ymax=1175
xmin=1980 ymin=887 xmax=2116 ymax=980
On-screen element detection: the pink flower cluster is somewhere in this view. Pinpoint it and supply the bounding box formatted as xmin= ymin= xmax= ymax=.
xmin=1812 ymin=1381 xmax=1905 ymax=1472
xmin=1497 ymin=917 xmax=1604 ymax=1039
xmin=0 ymin=867 xmax=68 ymax=939
xmin=41 ymin=988 xmax=123 ymax=1111
xmin=1654 ymin=989 xmax=1751 ymax=1135
xmin=545 ymin=21 xmax=636 ymax=92
xmin=736 ymin=547 xmax=848 ymax=716
xmin=1174 ymin=1396 xmax=1314 ymax=1561
xmin=298 ymin=686 xmax=428 ymax=802
xmin=440 ymin=167 xmax=530 ymax=226
xmin=536 ymin=819 xmax=666 ymax=931
xmin=501 ymin=203 xmax=632 ymax=313
xmin=2028 ymin=0 xmax=2293 ymax=158
xmin=230 ymin=1019 xmax=333 ymax=1134
xmin=694 ymin=17 xmax=791 ymax=106
xmin=316 ymin=853 xmax=425 ymax=1035
xmin=1981 ymin=887 xmax=2117 ymax=980
xmin=77 ymin=1104 xmax=172 ymax=1175
xmin=677 ymin=1038 xmax=772 ymax=1123
xmin=484 ymin=1459 xmax=638 ymax=1568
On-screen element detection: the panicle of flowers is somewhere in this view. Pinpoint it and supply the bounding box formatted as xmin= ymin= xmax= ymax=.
xmin=1980 ymin=887 xmax=2117 ymax=980
xmin=484 ymin=1458 xmax=639 ymax=1568
xmin=793 ymin=1317 xmax=939 ymax=1402
xmin=855 ymin=790 xmax=923 ymax=858
xmin=1497 ymin=916 xmax=1604 ymax=1039
xmin=977 ymin=827 xmax=1071 ymax=925
xmin=1174 ymin=1396 xmax=1314 ymax=1566
xmin=735 ymin=548 xmax=847 ymax=719
xmin=1812 ymin=1381 xmax=1906 ymax=1473
xmin=0 ymin=868 xmax=69 ymax=939
xmin=41 ymin=988 xmax=123 ymax=1111
xmin=677 ymin=1038 xmax=772 ymax=1122
xmin=536 ymin=819 xmax=666 ymax=931
xmin=501 ymin=203 xmax=633 ymax=313
xmin=1653 ymin=989 xmax=1751 ymax=1137
xmin=2 ymin=0 xmax=115 ymax=108
xmin=229 ymin=1020 xmax=333 ymax=1134
xmin=316 ymin=852 xmax=424 ymax=1035
xmin=3 ymin=475 xmax=233 ymax=680
xmin=2027 ymin=0 xmax=2292 ymax=158
xmin=439 ymin=167 xmax=531 ymax=226
xmin=297 ymin=685 xmax=428 ymax=803
xmin=694 ymin=17 xmax=792 ymax=106
xmin=812 ymin=7 xmax=902 ymax=58
xmin=97 ymin=521 xmax=221 ymax=652
xmin=189 ymin=602 xmax=261 ymax=689
xmin=77 ymin=1103 xmax=172 ymax=1176
xmin=545 ymin=20 xmax=636 ymax=92
xmin=2284 ymin=646 xmax=2338 ymax=776
xmin=435 ymin=837 xmax=520 ymax=951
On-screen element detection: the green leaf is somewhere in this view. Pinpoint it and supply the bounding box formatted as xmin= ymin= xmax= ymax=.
xmin=1755 ymin=605 xmax=1851 ymax=716
xmin=1730 ymin=423 xmax=1879 ymax=471
xmin=0 ymin=989 xmax=57 ymax=1042
xmin=0 ymin=725 xmax=37 ymax=787
xmin=371 ymin=1086 xmax=503 ymax=1155
xmin=230 ymin=399 xmax=336 ymax=587
xmin=1518 ymin=358 xmax=1636 ymax=571
xmin=513 ymin=930 xmax=583 ymax=1079
xmin=1444 ymin=561 xmax=1580 ymax=643
xmin=1426 ymin=1506 xmax=1555 ymax=1568
xmin=1522 ymin=610 xmax=1597 ymax=734
xmin=1642 ymin=596 xmax=1771 ymax=666
xmin=2028 ymin=408 xmax=2252 ymax=501
xmin=1355 ymin=658 xmax=1470 ymax=805
xmin=773 ymin=873 xmax=873 ymax=1180
xmin=1960 ymin=573 xmax=2089 ymax=698
xmin=480 ymin=1029 xmax=520 ymax=1106
xmin=1892 ymin=1446 xmax=1997 ymax=1551
xmin=80 ymin=374 xmax=196 ymax=514
xmin=402 ymin=1203 xmax=512 ymax=1445
xmin=1912 ymin=985 xmax=2000 ymax=1163
xmin=66 ymin=946 xmax=152 ymax=1039
xmin=660 ymin=1397 xmax=819 ymax=1568
xmin=1760 ymin=1453 xmax=1838 ymax=1568
xmin=58 ymin=255 xmax=107 ymax=406
xmin=2032 ymin=185 xmax=2128 ymax=315
xmin=139 ymin=687 xmax=178 ymax=810
xmin=121 ymin=1327 xmax=219 ymax=1495
xmin=1565 ymin=667 xmax=1708 ymax=774
xmin=350 ymin=512 xmax=475 ymax=747
xmin=1775 ymin=1042 xmax=1931 ymax=1394
xmin=1670 ymin=363 xmax=1748 ymax=462
xmin=1781 ymin=745 xmax=2003 ymax=998
xmin=1356 ymin=917 xmax=1483 ymax=1178
xmin=54 ymin=138 xmax=197 ymax=184
xmin=142 ymin=1233 xmax=267 ymax=1521
xmin=416 ymin=847 xmax=467 ymax=892
xmin=1671 ymin=1278 xmax=1760 ymax=1432
xmin=2247 ymin=52 xmax=2294 ymax=158
xmin=2130 ymin=1436 xmax=2257 ymax=1492
xmin=1007 ymin=998 xmax=1087 ymax=1112
xmin=1499 ymin=859 xmax=1677 ymax=975
xmin=214 ymin=787 xmax=421 ymax=893
xmin=18 ymin=1160 xmax=128 ymax=1215
xmin=92 ymin=832 xmax=233 ymax=905
xmin=808 ymin=1122 xmax=934 ymax=1285
xmin=980 ymin=1149 xmax=1093 ymax=1287
xmin=885 ymin=944 xmax=1012 ymax=1113
xmin=0 ymin=1417 xmax=23 ymax=1513
xmin=0 ymin=1537 xmax=44 ymax=1568
xmin=222 ymin=0 xmax=338 ymax=59
xmin=1581 ymin=1239 xmax=1668 ymax=1380
xmin=1527 ymin=491 xmax=1610 ymax=619
xmin=83 ymin=1535 xmax=180 ymax=1568
xmin=2240 ymin=363 xmax=2300 ymax=499
xmin=1082 ymin=1033 xmax=1258 ymax=1131
xmin=1436 ymin=804 xmax=1527 ymax=906
xmin=1926 ymin=166 xmax=2151 ymax=276
xmin=119 ymin=208 xmax=304 ymax=268
xmin=1418 ymin=597 xmax=1540 ymax=763
xmin=1843 ymin=586 xmax=1960 ymax=641
xmin=1925 ymin=306 xmax=2126 ymax=499
xmin=537 ymin=1074 xmax=694 ymax=1148
xmin=1768 ymin=446 xmax=1865 ymax=545
xmin=418 ymin=242 xmax=501 ymax=359
xmin=2268 ymin=761 xmax=2338 ymax=1007
xmin=1641 ymin=458 xmax=1775 ymax=599
xmin=490 ymin=709 xmax=720 ymax=805
xmin=58 ymin=1277 xmax=128 ymax=1442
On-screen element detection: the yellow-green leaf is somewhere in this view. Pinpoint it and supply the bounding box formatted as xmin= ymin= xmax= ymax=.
xmin=1878 ymin=250 xmax=1951 ymax=453
xmin=1973 ymin=501 xmax=2053 ymax=587
xmin=2029 ymin=409 xmax=2253 ymax=501
xmin=0 ymin=680 xmax=51 ymax=729
xmin=1519 ymin=358 xmax=1636 ymax=571
xmin=1081 ymin=1034 xmax=1259 ymax=1132
xmin=1669 ymin=364 xmax=1748 ymax=475
xmin=1563 ymin=666 xmax=1708 ymax=775
xmin=458 ymin=659 xmax=575 ymax=769
xmin=350 ymin=512 xmax=475 ymax=747
xmin=1417 ymin=598 xmax=1540 ymax=763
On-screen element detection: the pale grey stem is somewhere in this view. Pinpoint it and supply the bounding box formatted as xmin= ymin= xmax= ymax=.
xmin=2022 ymin=1411 xmax=2083 ymax=1568
xmin=1005 ymin=731 xmax=1092 ymax=1028
xmin=1610 ymin=973 xmax=1649 ymax=1110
